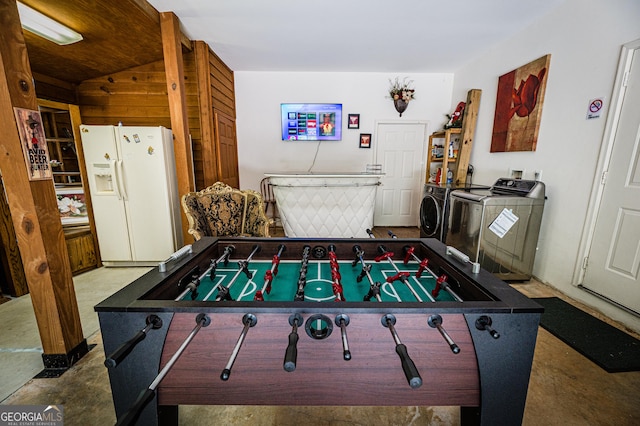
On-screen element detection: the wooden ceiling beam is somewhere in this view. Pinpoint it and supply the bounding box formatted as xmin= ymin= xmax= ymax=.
xmin=130 ymin=0 xmax=192 ymax=51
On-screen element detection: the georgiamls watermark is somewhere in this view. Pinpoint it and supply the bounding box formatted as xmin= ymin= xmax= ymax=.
xmin=0 ymin=405 xmax=63 ymax=425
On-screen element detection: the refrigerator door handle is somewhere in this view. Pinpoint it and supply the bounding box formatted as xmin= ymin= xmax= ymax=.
xmin=110 ymin=159 xmax=123 ymax=200
xmin=116 ymin=160 xmax=128 ymax=201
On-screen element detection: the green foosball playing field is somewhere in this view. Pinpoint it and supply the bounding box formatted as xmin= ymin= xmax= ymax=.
xmin=181 ymin=258 xmax=455 ymax=303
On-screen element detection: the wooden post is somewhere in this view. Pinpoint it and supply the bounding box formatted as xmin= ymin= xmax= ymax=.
xmin=0 ymin=177 xmax=28 ymax=297
xmin=455 ymin=89 xmax=482 ymax=185
xmin=160 ymin=11 xmax=195 ymax=244
xmin=0 ymin=0 xmax=87 ymax=369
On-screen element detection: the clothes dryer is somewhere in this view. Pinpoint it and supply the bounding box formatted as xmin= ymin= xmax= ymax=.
xmin=419 ymin=183 xmax=490 ymax=241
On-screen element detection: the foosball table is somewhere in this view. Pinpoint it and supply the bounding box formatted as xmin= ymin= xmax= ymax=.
xmin=95 ymin=236 xmax=543 ymax=426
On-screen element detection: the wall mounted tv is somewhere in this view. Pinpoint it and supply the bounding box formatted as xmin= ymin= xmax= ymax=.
xmin=281 ymin=103 xmax=342 ymax=141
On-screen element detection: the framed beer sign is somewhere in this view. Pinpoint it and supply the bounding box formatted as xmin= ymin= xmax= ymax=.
xmin=14 ymin=107 xmax=52 ymax=181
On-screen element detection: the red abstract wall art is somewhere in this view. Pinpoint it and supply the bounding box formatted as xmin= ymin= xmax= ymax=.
xmin=490 ymin=54 xmax=551 ymax=152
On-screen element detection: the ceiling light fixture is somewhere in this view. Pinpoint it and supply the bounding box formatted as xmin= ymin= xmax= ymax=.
xmin=17 ymin=2 xmax=83 ymax=45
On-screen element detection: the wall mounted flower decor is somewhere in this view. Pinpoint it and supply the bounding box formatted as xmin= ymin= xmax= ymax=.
xmin=388 ymin=77 xmax=415 ymax=117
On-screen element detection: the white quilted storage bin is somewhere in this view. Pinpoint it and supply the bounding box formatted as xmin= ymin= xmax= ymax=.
xmin=266 ymin=173 xmax=384 ymax=238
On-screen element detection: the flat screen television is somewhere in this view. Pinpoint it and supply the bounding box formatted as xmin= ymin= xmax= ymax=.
xmin=281 ymin=103 xmax=342 ymax=141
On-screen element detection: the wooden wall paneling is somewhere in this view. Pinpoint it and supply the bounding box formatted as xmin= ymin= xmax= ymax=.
xmin=214 ymin=110 xmax=240 ymax=188
xmin=160 ymin=11 xmax=195 ymax=244
xmin=208 ymin=47 xmax=239 ymax=187
xmin=32 ymin=73 xmax=78 ymax=105
xmin=77 ymin=61 xmax=171 ymax=126
xmin=182 ymin=51 xmax=204 ymax=188
xmin=194 ymin=41 xmax=218 ymax=189
xmin=0 ymin=0 xmax=86 ymax=363
xmin=209 ymin=53 xmax=236 ymax=119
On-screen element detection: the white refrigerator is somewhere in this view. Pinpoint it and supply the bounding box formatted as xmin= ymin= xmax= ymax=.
xmin=79 ymin=125 xmax=183 ymax=265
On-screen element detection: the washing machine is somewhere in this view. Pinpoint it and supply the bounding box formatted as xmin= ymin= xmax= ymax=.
xmin=446 ymin=178 xmax=546 ymax=281
xmin=419 ymin=182 xmax=490 ymax=241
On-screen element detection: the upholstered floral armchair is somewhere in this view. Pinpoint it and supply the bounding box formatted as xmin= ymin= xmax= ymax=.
xmin=181 ymin=182 xmax=271 ymax=240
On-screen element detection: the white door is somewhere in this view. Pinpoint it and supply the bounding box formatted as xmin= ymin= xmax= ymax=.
xmin=373 ymin=122 xmax=427 ymax=227
xmin=581 ymin=41 xmax=640 ymax=313
xmin=79 ymin=125 xmax=132 ymax=262
xmin=117 ymin=127 xmax=177 ymax=261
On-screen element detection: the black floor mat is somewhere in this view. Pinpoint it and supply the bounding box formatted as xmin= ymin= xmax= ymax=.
xmin=533 ymin=297 xmax=640 ymax=372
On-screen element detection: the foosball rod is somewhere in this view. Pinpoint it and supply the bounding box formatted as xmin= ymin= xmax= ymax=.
xmin=335 ymin=314 xmax=352 ymax=361
xmin=255 ymin=244 xmax=286 ymax=300
xmin=475 ymin=315 xmax=500 ymax=339
xmin=403 ymin=246 xmax=463 ymax=302
xmin=381 ymin=314 xmax=422 ymax=389
xmin=209 ymin=245 xmax=236 ymax=280
xmin=376 ymin=245 xmax=433 ymax=302
xmin=104 ymin=315 xmax=163 ymax=368
xmin=238 ymin=244 xmax=261 ymax=279
xmin=174 ymin=258 xmax=218 ymax=301
xmin=213 ymin=267 xmax=245 ymax=302
xmin=428 ymin=314 xmax=460 ymax=354
xmin=352 ymin=245 xmax=382 ymax=302
xmin=115 ymin=313 xmax=211 ymax=426
xmin=221 ymin=314 xmax=257 ymax=380
xmin=210 ymin=246 xmax=261 ymax=301
xmin=366 ymin=228 xmax=375 ymax=238
xmin=328 ymin=244 xmax=345 ymax=301
xmin=294 ymin=246 xmax=311 ymax=301
xmin=177 ymin=246 xmax=236 ymax=301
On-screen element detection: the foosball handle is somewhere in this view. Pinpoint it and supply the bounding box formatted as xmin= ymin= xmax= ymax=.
xmin=220 ymin=368 xmax=231 ymax=381
xmin=283 ymin=331 xmax=299 ymax=372
xmin=115 ymin=388 xmax=155 ymax=426
xmin=395 ymin=344 xmax=422 ymax=389
xmin=283 ymin=313 xmax=302 ymax=372
xmin=105 ymin=315 xmax=162 ymax=368
xmin=382 ymin=314 xmax=422 ymax=389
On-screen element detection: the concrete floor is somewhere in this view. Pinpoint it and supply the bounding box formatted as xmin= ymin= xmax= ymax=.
xmin=1 ymin=228 xmax=640 ymax=425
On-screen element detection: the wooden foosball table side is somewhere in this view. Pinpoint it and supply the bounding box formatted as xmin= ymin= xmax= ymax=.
xmin=99 ymin=309 xmax=540 ymax=426
xmin=157 ymin=312 xmax=480 ymax=407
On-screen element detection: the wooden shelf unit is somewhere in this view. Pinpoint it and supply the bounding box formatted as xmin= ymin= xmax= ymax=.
xmin=426 ymin=128 xmax=462 ymax=184
xmin=41 ymin=107 xmax=82 ymax=186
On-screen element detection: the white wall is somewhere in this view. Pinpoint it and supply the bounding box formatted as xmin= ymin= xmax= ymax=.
xmin=232 ymin=0 xmax=640 ymax=332
xmin=234 ymin=72 xmax=453 ymax=192
xmin=452 ymin=0 xmax=640 ymax=330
